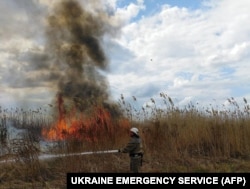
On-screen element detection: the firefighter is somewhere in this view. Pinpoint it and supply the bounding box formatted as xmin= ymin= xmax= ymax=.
xmin=118 ymin=127 xmax=143 ymax=173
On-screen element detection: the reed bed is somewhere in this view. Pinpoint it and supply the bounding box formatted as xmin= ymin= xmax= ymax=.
xmin=1 ymin=94 xmax=250 ymax=188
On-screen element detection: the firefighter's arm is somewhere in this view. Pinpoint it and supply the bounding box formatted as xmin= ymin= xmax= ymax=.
xmin=118 ymin=141 xmax=135 ymax=153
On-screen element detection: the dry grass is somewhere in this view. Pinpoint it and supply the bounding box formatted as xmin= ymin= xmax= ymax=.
xmin=1 ymin=94 xmax=250 ymax=188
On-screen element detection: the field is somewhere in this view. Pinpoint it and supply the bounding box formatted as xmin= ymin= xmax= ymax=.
xmin=1 ymin=94 xmax=250 ymax=188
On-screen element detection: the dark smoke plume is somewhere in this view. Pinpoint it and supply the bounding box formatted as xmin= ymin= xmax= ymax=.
xmin=45 ymin=0 xmax=114 ymax=112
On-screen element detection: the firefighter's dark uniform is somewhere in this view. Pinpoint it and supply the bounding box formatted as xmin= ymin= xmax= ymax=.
xmin=119 ymin=131 xmax=143 ymax=173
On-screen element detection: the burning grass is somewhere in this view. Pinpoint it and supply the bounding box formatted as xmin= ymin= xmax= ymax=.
xmin=42 ymin=105 xmax=129 ymax=143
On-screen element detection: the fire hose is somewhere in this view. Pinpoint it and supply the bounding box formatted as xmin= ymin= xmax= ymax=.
xmin=39 ymin=149 xmax=119 ymax=160
xmin=0 ymin=150 xmax=119 ymax=163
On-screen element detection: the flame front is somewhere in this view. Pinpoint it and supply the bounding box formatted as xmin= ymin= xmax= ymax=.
xmin=42 ymin=101 xmax=130 ymax=143
xmin=43 ymin=119 xmax=68 ymax=141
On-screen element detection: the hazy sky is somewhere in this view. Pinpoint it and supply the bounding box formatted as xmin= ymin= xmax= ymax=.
xmin=0 ymin=0 xmax=250 ymax=111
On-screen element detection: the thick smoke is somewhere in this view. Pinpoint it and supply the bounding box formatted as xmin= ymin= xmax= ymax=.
xmin=45 ymin=0 xmax=113 ymax=112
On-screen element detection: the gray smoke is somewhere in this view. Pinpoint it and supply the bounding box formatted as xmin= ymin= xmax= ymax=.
xmin=45 ymin=0 xmax=115 ymax=111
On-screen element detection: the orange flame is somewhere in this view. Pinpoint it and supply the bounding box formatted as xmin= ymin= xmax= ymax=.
xmin=42 ymin=96 xmax=130 ymax=143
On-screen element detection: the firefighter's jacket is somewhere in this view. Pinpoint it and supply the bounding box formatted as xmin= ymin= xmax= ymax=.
xmin=120 ymin=136 xmax=143 ymax=156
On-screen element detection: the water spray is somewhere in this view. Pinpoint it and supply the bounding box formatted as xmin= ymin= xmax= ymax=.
xmin=0 ymin=149 xmax=119 ymax=164
xmin=39 ymin=149 xmax=119 ymax=160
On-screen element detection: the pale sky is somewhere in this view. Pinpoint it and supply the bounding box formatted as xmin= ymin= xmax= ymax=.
xmin=0 ymin=0 xmax=250 ymax=112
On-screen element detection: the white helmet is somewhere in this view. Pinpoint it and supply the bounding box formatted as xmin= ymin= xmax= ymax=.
xmin=130 ymin=127 xmax=139 ymax=135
